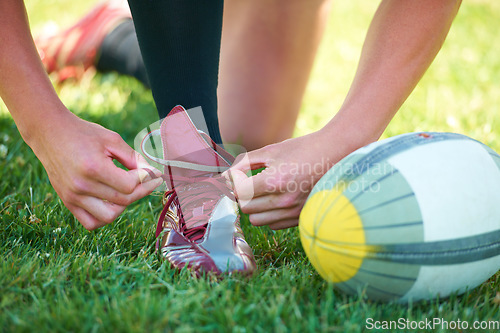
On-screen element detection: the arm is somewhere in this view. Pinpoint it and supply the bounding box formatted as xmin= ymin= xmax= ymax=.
xmin=228 ymin=0 xmax=462 ymax=230
xmin=0 ymin=0 xmax=161 ymax=230
xmin=325 ymin=0 xmax=461 ymax=144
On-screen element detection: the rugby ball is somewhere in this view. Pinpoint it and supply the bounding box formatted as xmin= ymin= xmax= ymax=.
xmin=299 ymin=132 xmax=500 ymax=302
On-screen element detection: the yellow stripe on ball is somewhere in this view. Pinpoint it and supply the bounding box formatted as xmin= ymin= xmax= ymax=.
xmin=299 ymin=187 xmax=368 ymax=283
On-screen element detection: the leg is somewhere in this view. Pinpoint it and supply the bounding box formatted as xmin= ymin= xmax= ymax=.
xmin=127 ymin=0 xmax=224 ymax=144
xmin=218 ymin=0 xmax=332 ymax=150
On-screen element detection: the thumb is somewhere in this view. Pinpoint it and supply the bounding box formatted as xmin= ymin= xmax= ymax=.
xmin=107 ymin=134 xmax=162 ymax=180
xmin=225 ymin=148 xmax=268 ymax=176
xmin=222 ymin=150 xmax=262 ymax=201
xmin=224 ymin=148 xmax=272 ymax=206
xmin=227 ymin=169 xmax=254 ymax=207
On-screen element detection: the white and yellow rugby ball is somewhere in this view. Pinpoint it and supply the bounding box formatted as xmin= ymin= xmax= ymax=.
xmin=299 ymin=132 xmax=500 ymax=302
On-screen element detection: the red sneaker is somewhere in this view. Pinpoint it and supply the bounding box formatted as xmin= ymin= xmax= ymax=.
xmin=141 ymin=106 xmax=257 ymax=276
xmin=35 ymin=0 xmax=131 ymax=82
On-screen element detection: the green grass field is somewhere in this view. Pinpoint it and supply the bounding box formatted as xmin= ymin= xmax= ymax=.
xmin=1 ymin=1 xmax=499 ymax=332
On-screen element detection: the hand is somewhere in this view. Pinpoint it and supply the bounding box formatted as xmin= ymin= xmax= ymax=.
xmin=30 ymin=112 xmax=163 ymax=230
xmin=226 ymin=130 xmax=344 ymax=230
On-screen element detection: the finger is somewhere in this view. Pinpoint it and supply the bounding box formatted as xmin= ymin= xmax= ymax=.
xmin=106 ymin=133 xmax=141 ymax=170
xmin=120 ymin=177 xmax=164 ymax=202
xmin=248 ymin=206 xmax=302 ymax=227
xmin=228 ymin=169 xmax=254 ymax=203
xmin=240 ymin=193 xmax=298 ymax=214
xmin=232 ymin=168 xmax=280 ymax=203
xmin=78 ymin=177 xmax=163 ymax=206
xmin=107 ymin=135 xmax=163 ymax=178
xmin=134 ymin=152 xmax=163 ymax=178
xmin=267 ymin=219 xmax=299 ymax=230
xmin=77 ymin=195 xmax=127 ymax=226
xmin=67 ymin=203 xmax=105 ymax=231
xmin=67 ymin=177 xmax=162 ymax=230
xmin=225 ymin=149 xmax=268 ymax=176
xmin=89 ymin=159 xmax=159 ymax=195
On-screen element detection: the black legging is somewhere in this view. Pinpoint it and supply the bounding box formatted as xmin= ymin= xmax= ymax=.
xmin=100 ymin=0 xmax=224 ymax=144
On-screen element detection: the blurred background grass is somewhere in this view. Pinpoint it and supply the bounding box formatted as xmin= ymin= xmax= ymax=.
xmin=6 ymin=0 xmax=500 ymax=153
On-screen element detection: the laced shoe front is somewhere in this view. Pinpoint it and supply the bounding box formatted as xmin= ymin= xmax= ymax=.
xmin=142 ymin=106 xmax=257 ymax=276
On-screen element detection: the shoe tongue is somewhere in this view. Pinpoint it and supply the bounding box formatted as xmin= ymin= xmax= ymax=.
xmin=160 ymin=105 xmax=232 ymax=178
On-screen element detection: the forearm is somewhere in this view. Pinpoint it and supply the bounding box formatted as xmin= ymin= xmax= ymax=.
xmin=0 ymin=0 xmax=69 ymax=145
xmin=323 ymin=0 xmax=461 ymax=149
